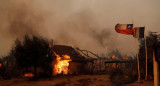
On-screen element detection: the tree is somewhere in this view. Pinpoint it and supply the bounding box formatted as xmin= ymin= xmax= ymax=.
xmin=12 ymin=34 xmax=53 ymax=77
xmin=138 ymin=32 xmax=160 ymax=78
xmin=0 ymin=55 xmax=17 ymax=79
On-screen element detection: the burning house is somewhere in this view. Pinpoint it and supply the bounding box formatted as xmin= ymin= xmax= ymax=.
xmin=22 ymin=42 xmax=134 ymax=77
xmin=50 ymin=45 xmax=134 ymax=75
xmin=51 ymin=45 xmax=94 ymax=75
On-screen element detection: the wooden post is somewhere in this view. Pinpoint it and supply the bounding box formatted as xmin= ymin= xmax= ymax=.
xmin=134 ymin=38 xmax=141 ymax=82
xmin=152 ymin=33 xmax=159 ymax=86
xmin=144 ymin=30 xmax=148 ymax=80
xmin=132 ymin=23 xmax=141 ymax=82
xmin=153 ymin=49 xmax=159 ymax=86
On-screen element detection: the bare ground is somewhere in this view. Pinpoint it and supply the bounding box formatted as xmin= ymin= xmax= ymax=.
xmin=0 ymin=74 xmax=153 ymax=86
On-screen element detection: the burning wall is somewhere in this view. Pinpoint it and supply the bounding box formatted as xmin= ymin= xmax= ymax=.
xmin=53 ymin=52 xmax=71 ymax=75
xmin=52 ymin=45 xmax=92 ymax=75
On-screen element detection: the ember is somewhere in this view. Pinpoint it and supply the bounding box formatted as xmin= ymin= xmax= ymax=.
xmin=112 ymin=55 xmax=118 ymax=59
xmin=53 ymin=52 xmax=72 ymax=75
xmin=24 ymin=73 xmax=34 ymax=77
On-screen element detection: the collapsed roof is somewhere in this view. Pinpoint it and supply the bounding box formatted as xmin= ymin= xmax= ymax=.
xmin=52 ymin=45 xmax=93 ymax=62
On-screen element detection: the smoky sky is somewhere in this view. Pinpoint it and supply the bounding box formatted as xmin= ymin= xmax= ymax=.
xmin=0 ymin=0 xmax=160 ymax=57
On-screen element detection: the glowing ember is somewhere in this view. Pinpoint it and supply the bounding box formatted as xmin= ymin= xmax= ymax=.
xmin=0 ymin=63 xmax=2 ymax=67
xmin=53 ymin=52 xmax=71 ymax=75
xmin=24 ymin=73 xmax=34 ymax=77
xmin=112 ymin=55 xmax=118 ymax=59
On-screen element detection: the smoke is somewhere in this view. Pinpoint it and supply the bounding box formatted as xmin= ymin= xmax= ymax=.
xmin=46 ymin=9 xmax=117 ymax=54
xmin=1 ymin=1 xmax=35 ymax=37
xmin=0 ymin=0 xmax=160 ymax=57
xmin=0 ymin=0 xmax=48 ymax=56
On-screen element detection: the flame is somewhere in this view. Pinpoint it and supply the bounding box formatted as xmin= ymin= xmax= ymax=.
xmin=112 ymin=55 xmax=118 ymax=59
xmin=53 ymin=52 xmax=71 ymax=75
xmin=0 ymin=63 xmax=1 ymax=67
xmin=24 ymin=73 xmax=34 ymax=77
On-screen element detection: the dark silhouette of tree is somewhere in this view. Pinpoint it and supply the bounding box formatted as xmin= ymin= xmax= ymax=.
xmin=0 ymin=55 xmax=17 ymax=79
xmin=12 ymin=34 xmax=53 ymax=78
xmin=138 ymin=32 xmax=160 ymax=78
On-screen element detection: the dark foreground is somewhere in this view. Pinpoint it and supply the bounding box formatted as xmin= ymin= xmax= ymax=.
xmin=0 ymin=74 xmax=153 ymax=86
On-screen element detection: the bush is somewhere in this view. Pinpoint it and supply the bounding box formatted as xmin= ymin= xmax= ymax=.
xmin=12 ymin=34 xmax=53 ymax=78
xmin=110 ymin=68 xmax=125 ymax=86
xmin=110 ymin=62 xmax=138 ymax=86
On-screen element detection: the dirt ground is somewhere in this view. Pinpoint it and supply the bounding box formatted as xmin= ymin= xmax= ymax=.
xmin=126 ymin=80 xmax=154 ymax=86
xmin=0 ymin=74 xmax=154 ymax=86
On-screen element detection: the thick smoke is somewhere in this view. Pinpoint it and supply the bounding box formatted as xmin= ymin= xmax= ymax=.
xmin=0 ymin=0 xmax=160 ymax=57
xmin=0 ymin=1 xmax=48 ymax=56
xmin=0 ymin=1 xmax=45 ymax=37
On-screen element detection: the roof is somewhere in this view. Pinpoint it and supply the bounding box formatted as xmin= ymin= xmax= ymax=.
xmin=52 ymin=45 xmax=87 ymax=61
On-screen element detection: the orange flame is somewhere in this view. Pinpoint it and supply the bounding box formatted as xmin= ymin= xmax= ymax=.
xmin=0 ymin=63 xmax=2 ymax=67
xmin=24 ymin=73 xmax=34 ymax=77
xmin=112 ymin=55 xmax=118 ymax=59
xmin=53 ymin=52 xmax=71 ymax=75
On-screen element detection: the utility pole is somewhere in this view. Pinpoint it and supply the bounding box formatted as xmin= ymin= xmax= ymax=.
xmin=151 ymin=32 xmax=159 ymax=86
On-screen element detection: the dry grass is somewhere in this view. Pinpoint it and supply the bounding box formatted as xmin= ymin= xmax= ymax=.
xmin=0 ymin=74 xmax=153 ymax=86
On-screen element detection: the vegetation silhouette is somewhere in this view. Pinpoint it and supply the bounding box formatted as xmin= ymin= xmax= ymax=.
xmin=12 ymin=34 xmax=53 ymax=78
